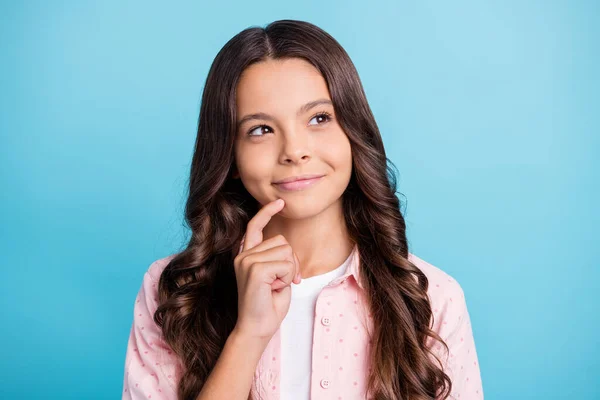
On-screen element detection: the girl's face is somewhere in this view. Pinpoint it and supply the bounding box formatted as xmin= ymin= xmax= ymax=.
xmin=233 ymin=57 xmax=352 ymax=219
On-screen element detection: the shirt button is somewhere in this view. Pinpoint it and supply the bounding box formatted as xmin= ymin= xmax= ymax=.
xmin=320 ymin=378 xmax=330 ymax=389
xmin=321 ymin=316 xmax=331 ymax=326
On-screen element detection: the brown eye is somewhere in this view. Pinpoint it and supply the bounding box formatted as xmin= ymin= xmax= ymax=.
xmin=308 ymin=112 xmax=332 ymax=126
xmin=247 ymin=125 xmax=273 ymax=137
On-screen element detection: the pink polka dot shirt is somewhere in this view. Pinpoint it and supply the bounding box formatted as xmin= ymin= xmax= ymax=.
xmin=122 ymin=239 xmax=484 ymax=399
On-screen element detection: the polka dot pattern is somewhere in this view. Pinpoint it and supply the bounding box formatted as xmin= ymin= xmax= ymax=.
xmin=121 ymin=244 xmax=483 ymax=399
xmin=417 ymin=251 xmax=484 ymax=399
xmin=121 ymin=256 xmax=181 ymax=399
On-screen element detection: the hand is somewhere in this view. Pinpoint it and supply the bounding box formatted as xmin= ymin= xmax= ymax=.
xmin=232 ymin=198 xmax=301 ymax=342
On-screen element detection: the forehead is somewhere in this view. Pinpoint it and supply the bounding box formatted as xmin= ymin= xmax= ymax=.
xmin=235 ymin=58 xmax=331 ymax=113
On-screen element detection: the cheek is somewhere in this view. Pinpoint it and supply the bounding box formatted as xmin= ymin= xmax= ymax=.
xmin=323 ymin=133 xmax=352 ymax=169
xmin=236 ymin=146 xmax=274 ymax=181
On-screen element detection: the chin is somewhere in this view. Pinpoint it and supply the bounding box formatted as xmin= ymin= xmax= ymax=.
xmin=279 ymin=195 xmax=339 ymax=218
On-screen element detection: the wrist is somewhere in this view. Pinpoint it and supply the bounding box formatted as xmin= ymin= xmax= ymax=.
xmin=230 ymin=326 xmax=272 ymax=350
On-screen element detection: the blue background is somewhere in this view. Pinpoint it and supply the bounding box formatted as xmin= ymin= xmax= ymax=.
xmin=1 ymin=1 xmax=598 ymax=398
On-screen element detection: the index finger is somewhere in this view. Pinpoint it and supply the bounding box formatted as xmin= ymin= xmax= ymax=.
xmin=242 ymin=198 xmax=285 ymax=252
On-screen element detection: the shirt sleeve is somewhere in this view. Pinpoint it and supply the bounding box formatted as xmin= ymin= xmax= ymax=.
xmin=431 ymin=280 xmax=484 ymax=400
xmin=122 ymin=263 xmax=182 ymax=399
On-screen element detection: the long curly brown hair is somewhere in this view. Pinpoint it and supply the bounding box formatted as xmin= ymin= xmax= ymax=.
xmin=153 ymin=19 xmax=452 ymax=400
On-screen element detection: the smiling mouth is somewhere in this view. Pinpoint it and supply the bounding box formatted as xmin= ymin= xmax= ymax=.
xmin=273 ymin=176 xmax=324 ymax=191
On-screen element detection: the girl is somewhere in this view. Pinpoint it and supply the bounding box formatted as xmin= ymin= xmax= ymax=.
xmin=122 ymin=19 xmax=483 ymax=400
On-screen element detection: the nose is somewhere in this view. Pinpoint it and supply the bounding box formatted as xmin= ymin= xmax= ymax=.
xmin=278 ymin=128 xmax=312 ymax=165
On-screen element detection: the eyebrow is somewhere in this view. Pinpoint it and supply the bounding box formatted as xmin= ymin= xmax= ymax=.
xmin=236 ymin=98 xmax=333 ymax=129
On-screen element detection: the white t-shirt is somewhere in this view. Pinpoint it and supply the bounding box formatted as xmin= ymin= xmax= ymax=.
xmin=279 ymin=249 xmax=356 ymax=400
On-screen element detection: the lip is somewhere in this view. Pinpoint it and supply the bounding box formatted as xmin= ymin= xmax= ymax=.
xmin=274 ymin=174 xmax=325 ymax=184
xmin=273 ymin=175 xmax=325 ymax=191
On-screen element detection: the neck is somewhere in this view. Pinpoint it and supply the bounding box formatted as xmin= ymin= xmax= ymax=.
xmin=262 ymin=199 xmax=355 ymax=279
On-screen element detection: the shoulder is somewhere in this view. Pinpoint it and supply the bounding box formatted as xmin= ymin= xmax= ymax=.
xmin=145 ymin=253 xmax=179 ymax=283
xmin=133 ymin=253 xmax=179 ymax=321
xmin=123 ymin=253 xmax=184 ymax=398
xmin=133 ymin=253 xmax=179 ymax=318
xmin=407 ymin=252 xmax=466 ymax=305
xmin=407 ymin=252 xmax=469 ymax=338
xmin=407 ymin=253 xmax=484 ymax=397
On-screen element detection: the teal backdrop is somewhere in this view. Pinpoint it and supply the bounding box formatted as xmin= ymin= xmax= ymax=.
xmin=1 ymin=1 xmax=598 ymax=399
